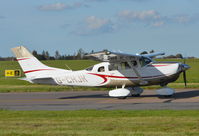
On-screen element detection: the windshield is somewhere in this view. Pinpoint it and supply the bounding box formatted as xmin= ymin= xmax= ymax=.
xmin=139 ymin=57 xmax=152 ymax=67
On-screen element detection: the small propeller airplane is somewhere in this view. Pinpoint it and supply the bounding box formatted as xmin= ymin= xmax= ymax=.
xmin=11 ymin=46 xmax=190 ymax=99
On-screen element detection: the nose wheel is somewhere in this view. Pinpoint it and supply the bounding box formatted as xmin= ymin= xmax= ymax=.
xmin=156 ymin=87 xmax=175 ymax=97
xmin=163 ymin=95 xmax=173 ymax=98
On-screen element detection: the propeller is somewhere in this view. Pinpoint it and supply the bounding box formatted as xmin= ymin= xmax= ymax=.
xmin=181 ymin=56 xmax=189 ymax=87
xmin=183 ymin=70 xmax=187 ymax=87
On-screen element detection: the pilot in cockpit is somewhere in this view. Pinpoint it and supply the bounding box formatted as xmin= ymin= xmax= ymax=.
xmin=132 ymin=60 xmax=137 ymax=66
xmin=98 ymin=66 xmax=105 ymax=72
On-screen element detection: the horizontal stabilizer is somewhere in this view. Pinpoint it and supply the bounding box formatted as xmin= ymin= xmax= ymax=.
xmin=32 ymin=77 xmax=57 ymax=85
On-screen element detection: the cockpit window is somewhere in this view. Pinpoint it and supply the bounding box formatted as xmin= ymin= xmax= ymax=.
xmin=98 ymin=66 xmax=105 ymax=72
xmin=121 ymin=62 xmax=131 ymax=70
xmin=109 ymin=62 xmax=131 ymax=71
xmin=131 ymin=60 xmax=138 ymax=67
xmin=139 ymin=57 xmax=152 ymax=67
xmin=86 ymin=66 xmax=93 ymax=71
xmin=109 ymin=64 xmax=118 ymax=71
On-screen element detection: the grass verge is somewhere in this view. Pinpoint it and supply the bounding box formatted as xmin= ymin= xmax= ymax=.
xmin=0 ymin=110 xmax=198 ymax=136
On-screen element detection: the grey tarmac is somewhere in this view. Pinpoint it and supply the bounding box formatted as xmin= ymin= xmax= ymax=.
xmin=0 ymin=89 xmax=198 ymax=110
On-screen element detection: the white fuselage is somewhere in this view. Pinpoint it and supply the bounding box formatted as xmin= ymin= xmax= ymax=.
xmin=12 ymin=46 xmax=190 ymax=98
xmin=27 ymin=62 xmax=182 ymax=87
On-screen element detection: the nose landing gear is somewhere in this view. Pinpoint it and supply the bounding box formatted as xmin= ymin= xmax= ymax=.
xmin=156 ymin=87 xmax=175 ymax=97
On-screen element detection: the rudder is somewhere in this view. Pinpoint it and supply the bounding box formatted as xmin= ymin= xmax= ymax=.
xmin=11 ymin=46 xmax=53 ymax=78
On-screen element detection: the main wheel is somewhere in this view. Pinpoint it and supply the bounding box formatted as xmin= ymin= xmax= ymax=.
xmin=163 ymin=95 xmax=173 ymax=98
xmin=130 ymin=87 xmax=143 ymax=97
xmin=118 ymin=96 xmax=127 ymax=99
xmin=132 ymin=94 xmax=141 ymax=97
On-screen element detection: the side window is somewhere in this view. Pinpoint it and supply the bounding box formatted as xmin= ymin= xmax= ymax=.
xmin=121 ymin=62 xmax=131 ymax=70
xmin=109 ymin=64 xmax=118 ymax=71
xmin=108 ymin=65 xmax=114 ymax=71
xmin=98 ymin=66 xmax=105 ymax=72
xmin=86 ymin=66 xmax=93 ymax=71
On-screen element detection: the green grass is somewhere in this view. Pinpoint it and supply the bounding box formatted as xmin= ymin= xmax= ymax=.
xmin=0 ymin=59 xmax=199 ymax=92
xmin=0 ymin=110 xmax=198 ymax=136
xmin=0 ymin=84 xmax=108 ymax=93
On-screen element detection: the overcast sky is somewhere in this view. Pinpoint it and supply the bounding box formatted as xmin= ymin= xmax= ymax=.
xmin=0 ymin=0 xmax=199 ymax=57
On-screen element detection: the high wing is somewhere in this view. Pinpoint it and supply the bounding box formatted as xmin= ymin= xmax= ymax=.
xmin=85 ymin=50 xmax=165 ymax=62
xmin=85 ymin=51 xmax=141 ymax=62
xmin=142 ymin=52 xmax=165 ymax=58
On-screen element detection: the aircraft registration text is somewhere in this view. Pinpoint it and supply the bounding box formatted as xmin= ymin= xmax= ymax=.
xmin=55 ymin=74 xmax=88 ymax=85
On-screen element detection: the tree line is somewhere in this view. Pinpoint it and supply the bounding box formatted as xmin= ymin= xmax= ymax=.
xmin=0 ymin=48 xmax=88 ymax=61
xmin=0 ymin=49 xmax=196 ymax=61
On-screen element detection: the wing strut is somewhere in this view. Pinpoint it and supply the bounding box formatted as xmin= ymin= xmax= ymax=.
xmin=127 ymin=61 xmax=148 ymax=85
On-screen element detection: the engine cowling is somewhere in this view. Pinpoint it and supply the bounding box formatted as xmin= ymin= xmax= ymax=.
xmin=109 ymin=88 xmax=130 ymax=98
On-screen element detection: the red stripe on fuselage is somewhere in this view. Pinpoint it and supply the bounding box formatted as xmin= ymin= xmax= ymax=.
xmin=89 ymin=73 xmax=164 ymax=79
xmin=17 ymin=58 xmax=30 ymax=61
xmin=108 ymin=74 xmax=163 ymax=79
xmin=24 ymin=69 xmax=54 ymax=74
xmin=148 ymin=64 xmax=170 ymax=67
xmin=88 ymin=73 xmax=165 ymax=84
xmin=88 ymin=73 xmax=108 ymax=84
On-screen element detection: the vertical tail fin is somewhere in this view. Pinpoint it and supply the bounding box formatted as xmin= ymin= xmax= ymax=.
xmin=11 ymin=46 xmax=34 ymax=58
xmin=11 ymin=46 xmax=54 ymax=78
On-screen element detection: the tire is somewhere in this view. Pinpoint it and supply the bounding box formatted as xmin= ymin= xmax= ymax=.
xmin=163 ymin=95 xmax=173 ymax=98
xmin=118 ymin=96 xmax=127 ymax=99
xmin=132 ymin=94 xmax=141 ymax=97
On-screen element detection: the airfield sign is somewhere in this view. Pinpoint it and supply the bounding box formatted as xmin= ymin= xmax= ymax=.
xmin=5 ymin=70 xmax=21 ymax=77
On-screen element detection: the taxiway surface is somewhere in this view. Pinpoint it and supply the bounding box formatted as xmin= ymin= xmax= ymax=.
xmin=0 ymin=89 xmax=198 ymax=110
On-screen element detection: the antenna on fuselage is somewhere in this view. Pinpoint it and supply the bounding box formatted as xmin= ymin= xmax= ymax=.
xmin=65 ymin=64 xmax=72 ymax=70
